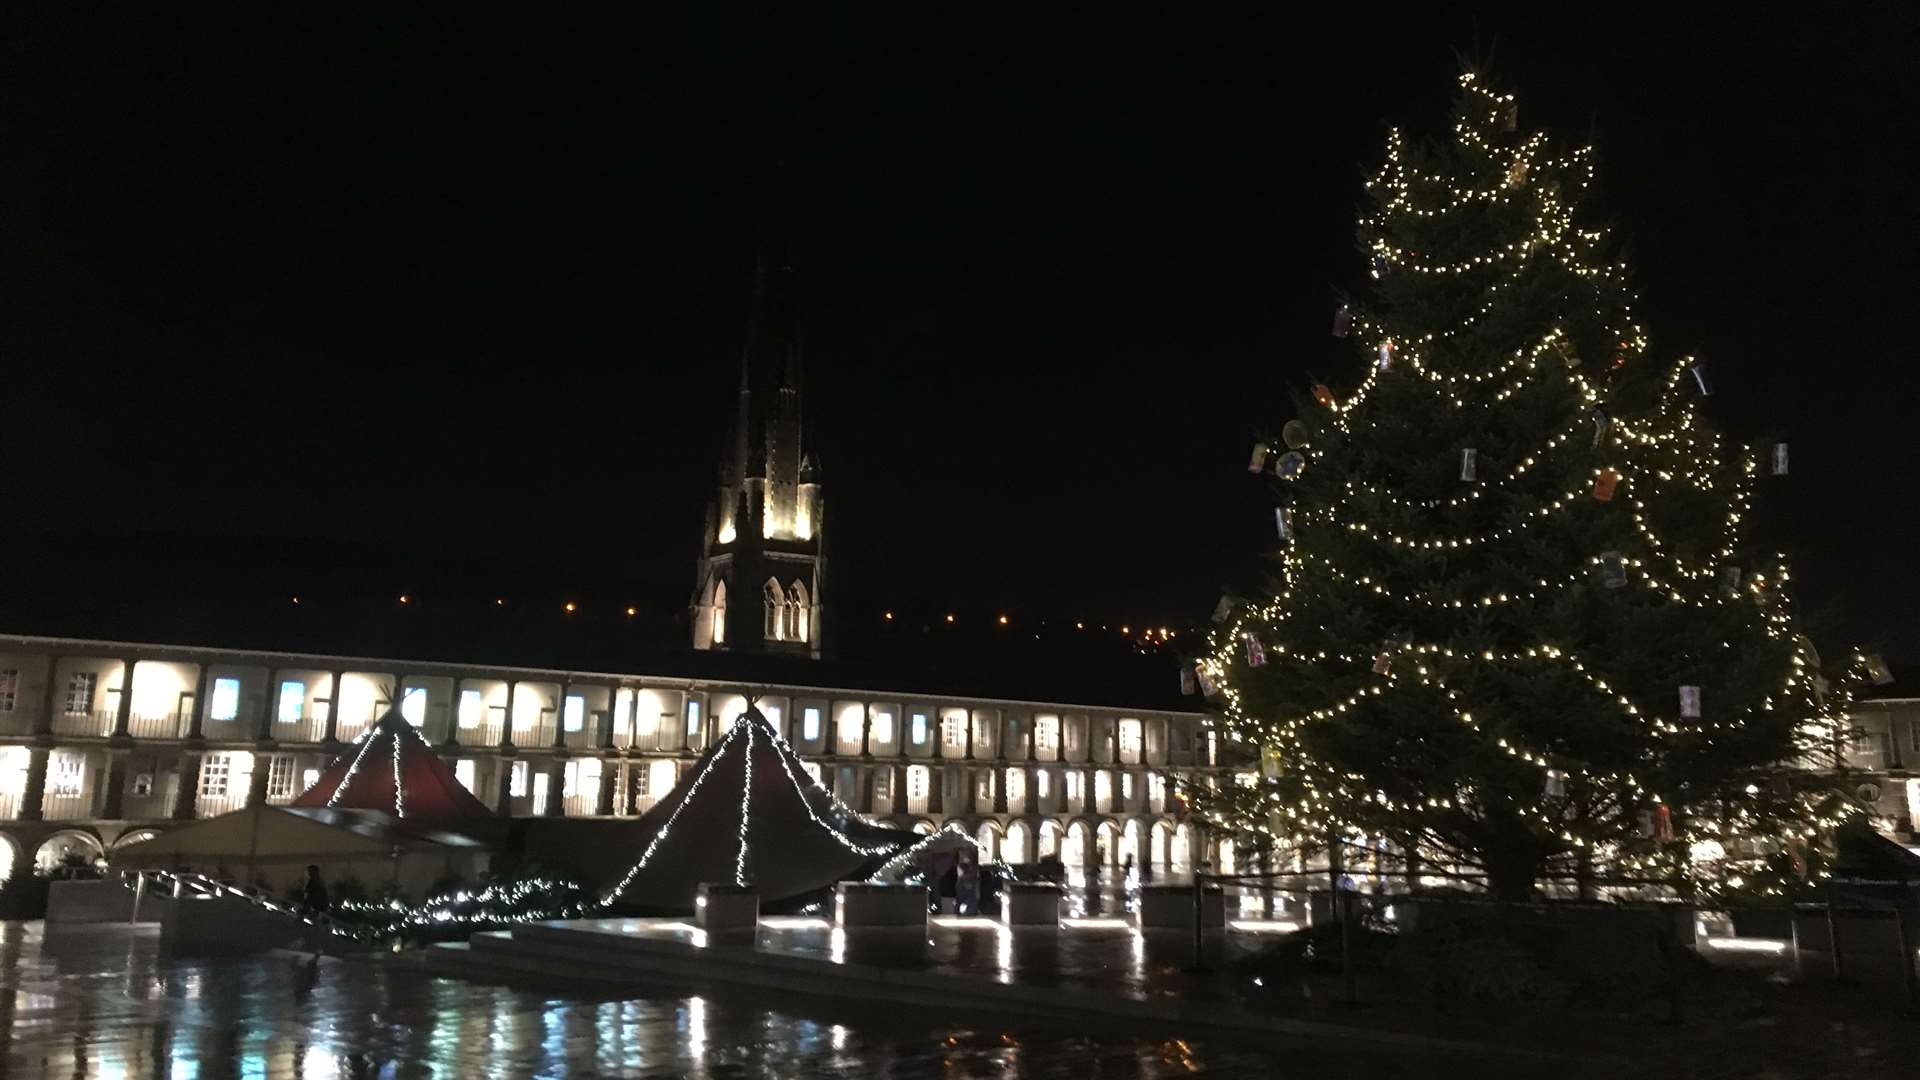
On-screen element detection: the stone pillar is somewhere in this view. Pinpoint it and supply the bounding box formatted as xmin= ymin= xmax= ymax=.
xmin=1024 ymin=718 xmax=1036 ymax=762
xmin=171 ymin=752 xmax=202 ymax=820
xmin=965 ymin=709 xmax=976 ymax=761
xmin=257 ymin=668 xmax=280 ymax=740
xmin=99 ymin=751 xmax=131 ymax=818
xmin=992 ymin=763 xmax=1009 ymax=813
xmin=544 ymin=755 xmax=568 ymax=816
xmin=319 ymin=671 xmax=343 ymax=745
xmin=112 ymin=659 xmax=137 ymax=737
xmin=36 ymin=656 xmax=60 ymax=736
xmin=494 ymin=754 xmax=517 ymax=816
xmin=499 ymin=682 xmax=518 ymax=749
xmin=594 ymin=755 xmax=617 ymax=815
xmin=928 ymin=765 xmax=945 ymax=815
xmin=552 ymin=679 xmax=572 ymax=749
xmin=187 ymin=663 xmax=210 ymax=740
xmin=247 ymin=751 xmax=273 ymax=807
xmin=1108 ymin=720 xmax=1121 ymax=766
xmin=19 ymin=746 xmax=51 ymax=821
xmin=598 ymin=686 xmax=619 ymax=750
xmin=443 ymin=679 xmax=463 ymax=747
xmin=860 ymin=703 xmax=872 ymax=758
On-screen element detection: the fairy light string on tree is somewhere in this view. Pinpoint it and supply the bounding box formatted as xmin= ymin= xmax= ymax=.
xmin=1207 ymin=67 xmax=1864 ymax=903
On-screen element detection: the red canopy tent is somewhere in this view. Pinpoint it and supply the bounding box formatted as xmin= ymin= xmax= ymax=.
xmin=291 ymin=709 xmax=493 ymax=819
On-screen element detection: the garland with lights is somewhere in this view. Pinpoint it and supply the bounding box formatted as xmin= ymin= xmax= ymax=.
xmin=1196 ymin=67 xmax=1867 ymax=904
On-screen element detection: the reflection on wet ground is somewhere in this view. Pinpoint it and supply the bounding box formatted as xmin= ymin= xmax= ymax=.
xmin=0 ymin=921 xmax=1431 ymax=1078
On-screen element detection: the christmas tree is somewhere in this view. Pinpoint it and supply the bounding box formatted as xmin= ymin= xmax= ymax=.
xmin=1202 ymin=68 xmax=1865 ymax=902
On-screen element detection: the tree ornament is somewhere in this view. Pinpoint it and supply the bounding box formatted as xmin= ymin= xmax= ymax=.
xmin=1770 ymin=442 xmax=1789 ymax=476
xmin=1689 ymin=362 xmax=1713 ymax=396
xmin=1543 ymin=770 xmax=1565 ymax=798
xmin=1592 ymin=469 xmax=1619 ymax=502
xmin=1590 ymin=408 xmax=1609 ymax=448
xmin=1377 ymin=339 xmax=1394 ymax=371
xmin=1248 ymin=442 xmax=1271 ymax=474
xmin=1281 ymin=420 xmax=1310 ymax=449
xmin=1211 ymin=594 xmax=1234 ymax=623
xmin=1505 ymin=160 xmax=1528 ymax=187
xmin=1865 ymin=654 xmax=1895 ymax=686
xmin=1244 ymin=634 xmax=1267 ymax=668
xmin=1274 ymin=506 xmax=1293 ymax=541
xmin=1277 ymin=451 xmax=1306 ymax=479
xmin=1372 ymin=650 xmax=1392 ymax=676
xmin=1371 ymin=253 xmax=1389 ymax=279
xmin=1332 ymin=305 xmax=1352 ymax=338
xmin=1195 ymin=667 xmax=1219 ymax=697
xmin=1179 ymin=667 xmax=1197 ymax=696
xmin=1597 ymin=552 xmax=1628 ymax=589
xmin=1720 ymin=566 xmax=1742 ymax=594
xmin=1459 ymin=448 xmax=1478 ymax=482
xmin=1312 ymin=384 xmax=1335 ymax=407
xmin=1679 ymin=685 xmax=1702 ymax=719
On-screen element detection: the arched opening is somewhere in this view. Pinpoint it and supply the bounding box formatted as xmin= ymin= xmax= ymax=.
xmin=1149 ymin=821 xmax=1172 ymax=874
xmin=0 ymin=834 xmax=20 ymax=887
xmin=1171 ymin=823 xmax=1191 ymax=873
xmin=1038 ymin=819 xmax=1063 ymax=860
xmin=1120 ymin=819 xmax=1143 ymax=871
xmin=912 ymin=818 xmax=936 ymax=836
xmin=1217 ymin=837 xmax=1237 ymax=876
xmin=975 ymin=821 xmax=1001 ymax=862
xmin=112 ymin=829 xmax=161 ymax=852
xmin=1004 ymin=820 xmax=1031 ymax=865
xmin=763 ymin=579 xmax=786 ymax=641
xmin=35 ymin=830 xmax=104 ymax=875
xmin=1096 ymin=820 xmax=1121 ymax=867
xmin=788 ymin=581 xmax=811 ymax=643
xmin=710 ymin=579 xmax=728 ymax=646
xmin=1063 ymin=820 xmax=1089 ymax=868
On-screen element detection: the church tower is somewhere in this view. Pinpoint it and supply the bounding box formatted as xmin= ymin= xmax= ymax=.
xmin=691 ymin=255 xmax=824 ymax=658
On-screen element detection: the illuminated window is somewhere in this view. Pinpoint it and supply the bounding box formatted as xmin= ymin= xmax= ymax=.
xmin=787 ymin=581 xmax=812 ymax=643
xmin=764 ymin=579 xmax=786 ymax=641
xmin=1006 ymin=770 xmax=1025 ymax=802
xmin=302 ymin=767 xmax=320 ymax=790
xmin=51 ymin=753 xmax=84 ymax=797
xmin=710 ymin=579 xmax=727 ymax=645
xmin=1121 ymin=773 xmax=1134 ymax=801
xmin=208 ymin=677 xmax=239 ymax=722
xmin=458 ymin=690 xmax=483 ymax=729
xmin=509 ymin=760 xmax=528 ymax=797
xmin=907 ymin=765 xmax=929 ymax=800
xmin=199 ymin=754 xmax=230 ymax=798
xmin=612 ymin=692 xmax=634 ymax=735
xmin=871 ymin=711 xmax=893 ymax=743
xmin=976 ymin=772 xmax=993 ymax=801
xmin=1149 ymin=772 xmax=1166 ymax=804
xmin=1033 ymin=716 xmax=1059 ymax=753
xmin=873 ymin=768 xmax=892 ymax=803
xmin=686 ymin=700 xmax=702 ymax=737
xmin=762 ymin=705 xmax=781 ymax=732
xmin=631 ymin=762 xmax=650 ymax=799
xmin=59 ymin=672 xmax=98 ymax=718
xmin=0 ymin=669 xmax=17 ymax=712
xmin=650 ymin=759 xmax=676 ymax=795
xmin=1065 ymin=771 xmax=1083 ymax=804
xmin=803 ymin=707 xmax=821 ymax=741
xmin=453 ymin=759 xmax=476 ymax=793
xmin=1036 ymin=769 xmax=1051 ymax=799
xmin=1118 ymin=719 xmax=1142 ymax=756
xmin=402 ymin=687 xmax=427 ymax=727
xmin=941 ymin=716 xmax=965 ymax=749
xmin=910 ymin=713 xmax=929 ymax=744
xmin=563 ymin=694 xmax=585 ymax=733
xmin=277 ymin=681 xmax=305 ymax=723
xmin=266 ymin=755 xmax=295 ymax=798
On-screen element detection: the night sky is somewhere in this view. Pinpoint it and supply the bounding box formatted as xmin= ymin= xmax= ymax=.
xmin=9 ymin=7 xmax=1916 ymax=664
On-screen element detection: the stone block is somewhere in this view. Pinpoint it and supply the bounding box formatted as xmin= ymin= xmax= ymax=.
xmin=1137 ymin=883 xmax=1224 ymax=931
xmin=46 ymin=879 xmax=140 ymax=924
xmin=1000 ymin=882 xmax=1061 ymax=927
xmin=835 ymin=883 xmax=927 ymax=929
xmin=695 ymin=883 xmax=759 ymax=934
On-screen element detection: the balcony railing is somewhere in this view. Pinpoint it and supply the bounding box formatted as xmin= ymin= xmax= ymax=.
xmin=127 ymin=712 xmax=188 ymax=739
xmin=42 ymin=789 xmax=94 ymax=821
xmin=52 ymin=710 xmax=114 ymax=737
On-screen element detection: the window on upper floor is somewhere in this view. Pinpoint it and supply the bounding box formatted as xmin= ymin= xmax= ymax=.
xmin=402 ymin=687 xmax=427 ymax=727
xmin=209 ymin=677 xmax=240 ymax=722
xmin=199 ymin=754 xmax=230 ymax=798
xmin=802 ymin=707 xmax=821 ymax=741
xmin=910 ymin=712 xmax=929 ymax=745
xmin=0 ymin=668 xmax=18 ymax=712
xmin=871 ymin=711 xmax=893 ymax=743
xmin=942 ymin=716 xmax=965 ymax=749
xmin=267 ymin=755 xmax=295 ymax=798
xmin=131 ymin=773 xmax=153 ymax=798
xmin=1037 ymin=770 xmax=1051 ymax=799
xmin=764 ymin=579 xmax=787 ymax=641
xmin=710 ymin=579 xmax=728 ymax=646
xmin=65 ymin=672 xmax=98 ymax=717
xmin=458 ymin=690 xmax=483 ymax=729
xmin=1033 ymin=717 xmax=1059 ymax=753
xmin=562 ymin=694 xmax=585 ymax=733
xmin=509 ymin=760 xmax=529 ymax=798
xmin=1065 ymin=770 xmax=1083 ymax=802
xmin=907 ymin=765 xmax=929 ymax=799
xmin=686 ymin=700 xmax=702 ymax=737
xmin=1909 ymin=722 xmax=1920 ymax=754
xmin=1121 ymin=773 xmax=1135 ymax=801
xmin=873 ymin=767 xmax=893 ymax=803
xmin=1119 ymin=719 xmax=1142 ymax=755
xmin=51 ymin=752 xmax=85 ymax=796
xmin=277 ymin=681 xmax=305 ymax=724
xmin=787 ymin=581 xmax=811 ymax=643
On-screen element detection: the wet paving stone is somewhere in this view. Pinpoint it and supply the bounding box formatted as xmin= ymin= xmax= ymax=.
xmin=0 ymin=921 xmax=1458 ymax=1078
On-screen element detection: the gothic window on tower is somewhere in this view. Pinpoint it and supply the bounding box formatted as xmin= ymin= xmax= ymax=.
xmin=764 ymin=579 xmax=786 ymax=641
xmin=710 ymin=579 xmax=727 ymax=646
xmin=787 ymin=581 xmax=811 ymax=643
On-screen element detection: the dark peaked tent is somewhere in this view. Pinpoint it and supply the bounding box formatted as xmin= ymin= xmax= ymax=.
xmin=601 ymin=706 xmax=917 ymax=912
xmin=291 ymin=708 xmax=494 ymax=819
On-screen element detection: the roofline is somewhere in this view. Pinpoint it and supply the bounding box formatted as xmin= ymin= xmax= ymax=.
xmin=0 ymin=632 xmax=1208 ymax=720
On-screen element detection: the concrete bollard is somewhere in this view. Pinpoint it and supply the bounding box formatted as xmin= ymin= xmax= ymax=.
xmin=834 ymin=883 xmax=927 ymax=930
xmin=1000 ymin=882 xmax=1062 ymax=927
xmin=694 ymin=883 xmax=759 ymax=936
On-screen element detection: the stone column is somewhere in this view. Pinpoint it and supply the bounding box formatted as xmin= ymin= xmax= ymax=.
xmin=36 ymin=655 xmax=60 ymax=736
xmin=965 ymin=709 xmax=976 ymax=761
xmin=598 ymin=686 xmax=619 ymax=750
xmin=171 ymin=752 xmax=202 ymax=820
xmin=494 ymin=754 xmax=517 ymax=816
xmin=544 ymin=755 xmax=568 ymax=816
xmin=187 ymin=663 xmax=210 ymax=740
xmin=321 ymin=671 xmax=344 ymax=746
xmin=928 ymin=765 xmax=945 ymax=815
xmin=99 ymin=751 xmax=131 ymax=818
xmin=443 ymin=679 xmax=463 ymax=748
xmin=19 ymin=746 xmax=51 ymax=821
xmin=112 ymin=659 xmax=137 ymax=737
xmin=890 ymin=764 xmax=908 ymax=814
xmin=499 ymin=682 xmax=518 ymax=749
xmin=992 ymin=763 xmax=1009 ymax=813
xmin=1108 ymin=720 xmax=1121 ymax=766
xmin=552 ymin=679 xmax=572 ymax=749
xmin=594 ymin=755 xmax=617 ymax=815
xmin=257 ymin=668 xmax=280 ymax=740
xmin=246 ymin=751 xmax=273 ymax=807
xmin=860 ymin=703 xmax=872 ymax=757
